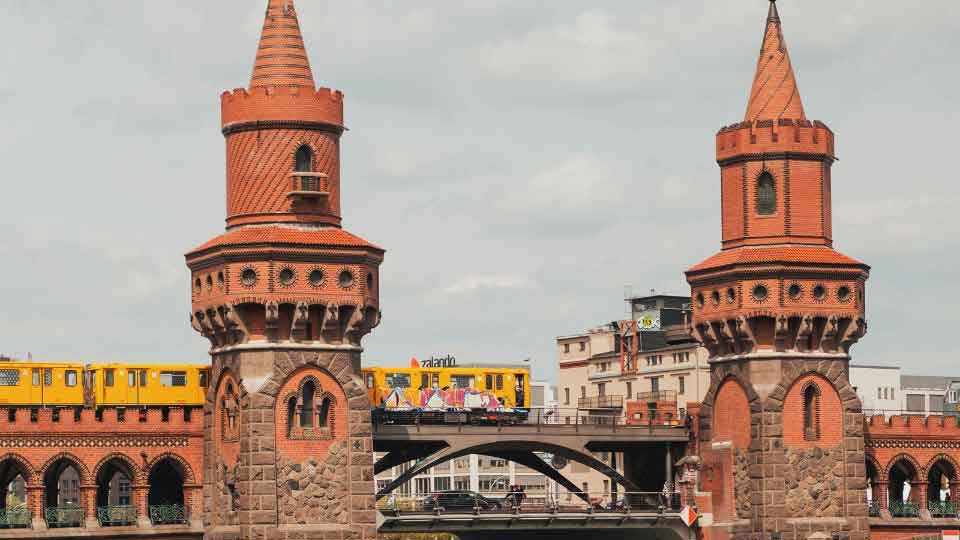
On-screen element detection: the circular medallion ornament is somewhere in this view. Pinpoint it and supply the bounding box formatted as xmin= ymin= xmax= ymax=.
xmin=240 ymin=267 xmax=258 ymax=287
xmin=788 ymin=283 xmax=803 ymax=301
xmin=338 ymin=268 xmax=355 ymax=289
xmin=812 ymin=284 xmax=827 ymax=302
xmin=278 ymin=267 xmax=296 ymax=287
xmin=752 ymin=284 xmax=769 ymax=303
xmin=837 ymin=286 xmax=852 ymax=303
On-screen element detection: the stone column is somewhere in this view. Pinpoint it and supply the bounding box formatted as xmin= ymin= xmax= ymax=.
xmin=26 ymin=484 xmax=45 ymax=530
xmin=132 ymin=484 xmax=151 ymax=528
xmin=81 ymin=485 xmax=98 ymax=528
xmin=917 ymin=481 xmax=930 ymax=519
xmin=876 ymin=480 xmax=889 ymax=519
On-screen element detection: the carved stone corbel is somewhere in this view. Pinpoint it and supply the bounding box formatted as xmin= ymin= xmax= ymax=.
xmin=291 ymin=302 xmax=310 ymax=341
xmin=774 ymin=314 xmax=790 ymax=351
xmin=218 ymin=303 xmax=248 ymax=345
xmin=821 ymin=315 xmax=840 ymax=352
xmin=191 ymin=312 xmax=216 ymax=346
xmin=716 ymin=321 xmax=735 ymax=355
xmin=265 ymin=301 xmax=279 ymax=340
xmin=840 ymin=317 xmax=867 ymax=352
xmin=795 ymin=315 xmax=814 ymax=352
xmin=734 ymin=315 xmax=757 ymax=355
xmin=320 ymin=303 xmax=340 ymax=342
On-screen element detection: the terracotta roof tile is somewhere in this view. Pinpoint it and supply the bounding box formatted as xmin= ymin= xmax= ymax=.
xmin=250 ymin=0 xmax=315 ymax=89
xmin=188 ymin=226 xmax=383 ymax=255
xmin=687 ymin=245 xmax=866 ymax=273
xmin=744 ymin=1 xmax=806 ymax=122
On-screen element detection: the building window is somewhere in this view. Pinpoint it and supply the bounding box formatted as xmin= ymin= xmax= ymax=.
xmin=878 ymin=388 xmax=882 ymax=400
xmin=295 ymin=145 xmax=313 ymax=174
xmin=651 ymin=377 xmax=660 ymax=393
xmin=564 ymin=388 xmax=570 ymax=405
xmin=756 ymin=172 xmax=776 ymax=215
xmin=803 ymin=383 xmax=821 ymax=441
xmin=579 ymin=342 xmax=586 ymax=351
xmin=598 ymin=383 xmax=606 ymax=397
xmin=580 ymin=386 xmax=586 ymax=399
xmin=678 ymin=376 xmax=685 ymax=395
xmin=626 ymin=381 xmax=632 ymax=398
xmin=564 ymin=343 xmax=570 ymax=353
xmin=300 ymin=381 xmax=315 ymax=428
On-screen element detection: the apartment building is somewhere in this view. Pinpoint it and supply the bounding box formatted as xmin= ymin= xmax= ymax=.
xmin=553 ymin=294 xmax=710 ymax=501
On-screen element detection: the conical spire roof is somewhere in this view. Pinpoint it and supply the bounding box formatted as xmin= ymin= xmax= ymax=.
xmin=250 ymin=0 xmax=316 ymax=89
xmin=744 ymin=1 xmax=805 ymax=122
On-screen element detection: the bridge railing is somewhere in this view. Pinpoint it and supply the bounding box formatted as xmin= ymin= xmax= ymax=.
xmin=377 ymin=490 xmax=683 ymax=516
xmin=373 ymin=407 xmax=689 ymax=431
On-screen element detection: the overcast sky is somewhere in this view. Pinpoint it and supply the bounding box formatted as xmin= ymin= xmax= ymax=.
xmin=0 ymin=1 xmax=957 ymax=381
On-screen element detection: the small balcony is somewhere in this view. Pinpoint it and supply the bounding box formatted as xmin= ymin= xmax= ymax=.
xmin=578 ymin=395 xmax=624 ymax=410
xmin=636 ymin=390 xmax=677 ymax=403
xmin=286 ymin=172 xmax=330 ymax=201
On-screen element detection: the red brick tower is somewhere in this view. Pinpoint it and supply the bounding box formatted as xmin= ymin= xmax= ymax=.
xmin=687 ymin=3 xmax=870 ymax=540
xmin=185 ymin=1 xmax=382 ymax=538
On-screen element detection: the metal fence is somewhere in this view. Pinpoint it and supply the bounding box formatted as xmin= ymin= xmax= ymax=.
xmin=378 ymin=490 xmax=684 ymax=516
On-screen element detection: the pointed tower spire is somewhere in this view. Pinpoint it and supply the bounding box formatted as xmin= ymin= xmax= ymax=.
xmin=250 ymin=0 xmax=316 ymax=89
xmin=744 ymin=0 xmax=806 ymax=122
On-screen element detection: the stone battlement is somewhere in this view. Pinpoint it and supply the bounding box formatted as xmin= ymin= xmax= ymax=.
xmin=0 ymin=405 xmax=203 ymax=434
xmin=716 ymin=118 xmax=835 ymax=162
xmin=221 ymin=85 xmax=344 ymax=128
xmin=865 ymin=414 xmax=960 ymax=437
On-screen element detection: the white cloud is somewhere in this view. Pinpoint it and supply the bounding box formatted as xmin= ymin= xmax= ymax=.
xmin=443 ymin=274 xmax=531 ymax=294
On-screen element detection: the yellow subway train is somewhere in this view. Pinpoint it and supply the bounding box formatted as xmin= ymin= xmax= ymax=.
xmin=0 ymin=361 xmax=210 ymax=407
xmin=362 ymin=365 xmax=531 ymax=424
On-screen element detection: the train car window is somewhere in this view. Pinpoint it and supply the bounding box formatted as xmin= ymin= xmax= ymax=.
xmin=431 ymin=374 xmax=439 ymax=388
xmin=496 ymin=374 xmax=504 ymax=390
xmin=199 ymin=371 xmax=209 ymax=388
xmin=105 ymin=369 xmax=115 ymax=387
xmin=451 ymin=375 xmax=474 ymax=389
xmin=366 ymin=374 xmax=375 ymax=389
xmin=43 ymin=369 xmax=52 ymax=386
xmin=128 ymin=372 xmax=136 ymax=387
xmin=160 ymin=371 xmax=187 ymax=387
xmin=385 ymin=373 xmax=410 ymax=388
xmin=139 ymin=370 xmax=148 ymax=387
xmin=65 ymin=370 xmax=78 ymax=387
xmin=485 ymin=374 xmax=493 ymax=389
xmin=32 ymin=369 xmax=40 ymax=387
xmin=421 ymin=373 xmax=429 ymax=389
xmin=0 ymin=369 xmax=20 ymax=386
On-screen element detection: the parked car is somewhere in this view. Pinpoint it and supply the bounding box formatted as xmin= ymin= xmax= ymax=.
xmin=422 ymin=491 xmax=503 ymax=511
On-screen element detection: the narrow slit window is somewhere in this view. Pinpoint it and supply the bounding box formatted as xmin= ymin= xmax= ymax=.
xmin=756 ymin=172 xmax=776 ymax=215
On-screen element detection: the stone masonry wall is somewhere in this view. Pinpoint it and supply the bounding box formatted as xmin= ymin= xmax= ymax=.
xmin=277 ymin=440 xmax=349 ymax=525
xmin=784 ymin=445 xmax=845 ymax=518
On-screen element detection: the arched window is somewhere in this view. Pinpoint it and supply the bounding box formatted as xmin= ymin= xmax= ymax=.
xmin=803 ymin=383 xmax=821 ymax=441
xmin=318 ymin=396 xmax=332 ymax=428
xmin=295 ymin=146 xmax=313 ymax=173
xmin=299 ymin=381 xmax=315 ymax=428
xmin=756 ymin=172 xmax=776 ymax=215
xmin=286 ymin=396 xmax=297 ymax=437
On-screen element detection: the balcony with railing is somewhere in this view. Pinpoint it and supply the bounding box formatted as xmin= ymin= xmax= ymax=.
xmin=286 ymin=172 xmax=330 ymax=202
xmin=636 ymin=390 xmax=677 ymax=403
xmin=578 ymin=395 xmax=624 ymax=410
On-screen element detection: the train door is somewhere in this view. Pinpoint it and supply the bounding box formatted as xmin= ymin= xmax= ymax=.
xmin=126 ymin=368 xmax=148 ymax=405
xmin=515 ymin=373 xmax=525 ymax=407
xmin=30 ymin=368 xmax=42 ymax=405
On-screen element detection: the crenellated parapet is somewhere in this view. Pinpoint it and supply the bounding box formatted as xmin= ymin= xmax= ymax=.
xmin=716 ymin=118 xmax=835 ymax=164
xmin=221 ymin=86 xmax=344 ymax=131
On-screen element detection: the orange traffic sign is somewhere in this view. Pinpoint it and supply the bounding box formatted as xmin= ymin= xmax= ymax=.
xmin=680 ymin=505 xmax=699 ymax=527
